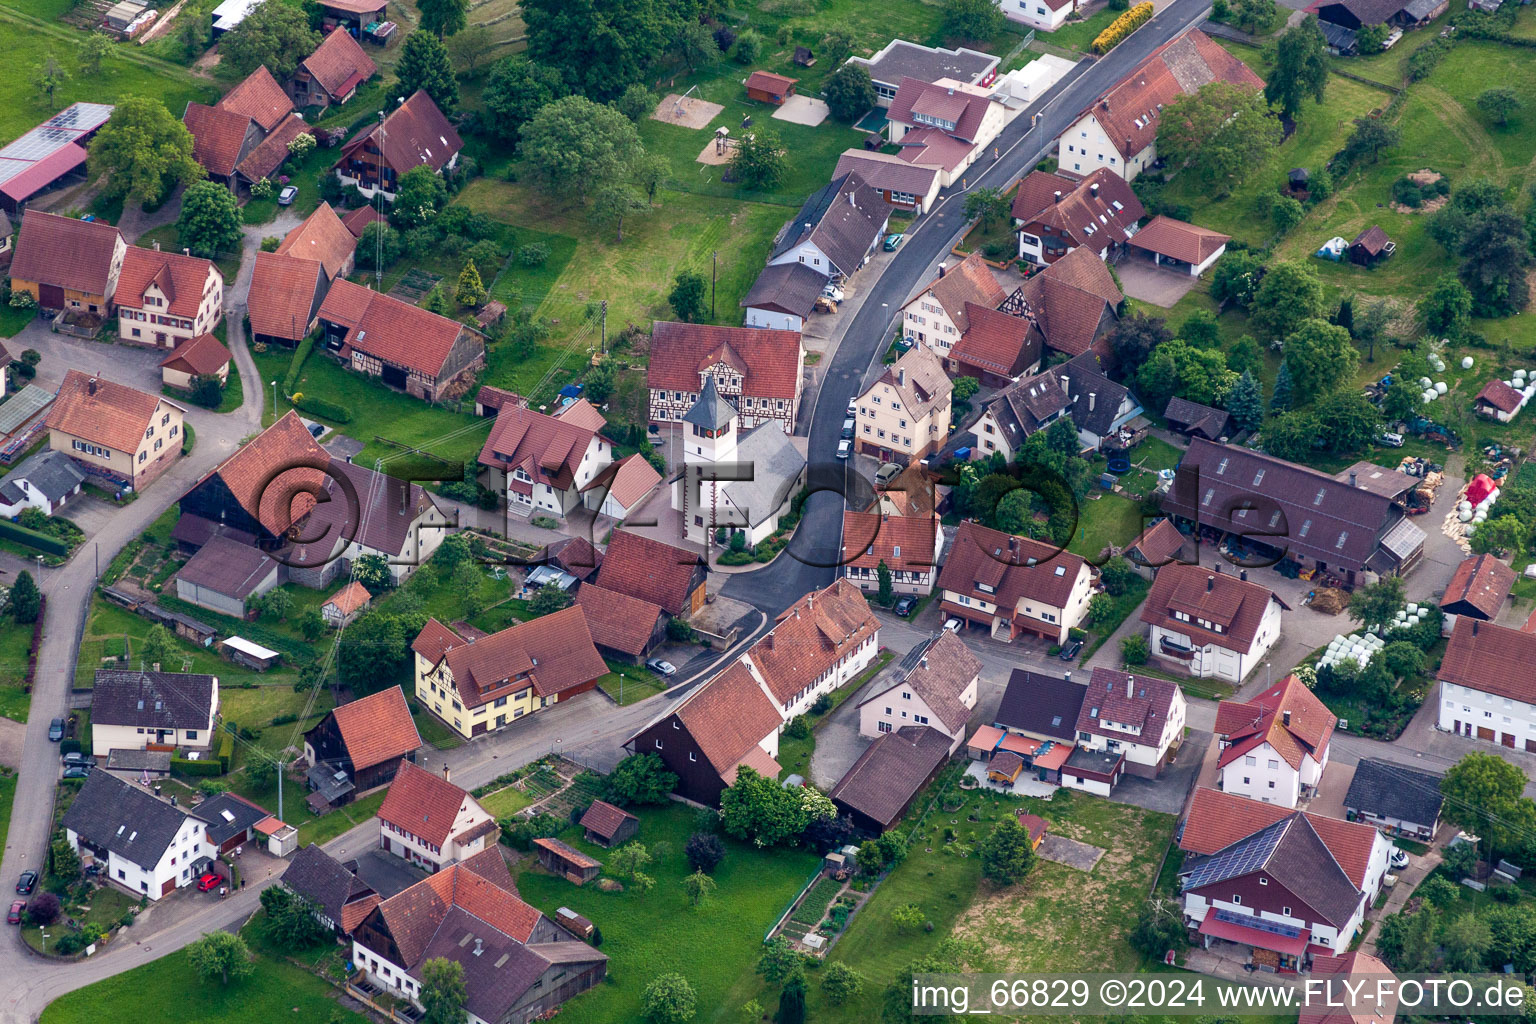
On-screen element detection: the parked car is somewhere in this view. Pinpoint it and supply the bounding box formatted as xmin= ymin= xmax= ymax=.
xmin=847 ymin=397 xmax=858 ymax=417
xmin=62 ymin=766 xmax=90 ymax=780
xmin=894 ymin=595 xmax=918 ymax=617
xmin=821 ymin=283 xmax=845 ymax=302
xmin=875 ymin=462 xmax=902 ymax=487
xmin=196 ymin=872 xmax=222 ymax=892
xmin=62 ymin=752 xmax=91 ymax=768
xmin=278 ymin=185 xmax=298 ymax=206
xmin=15 ymin=871 xmax=36 ymax=895
xmin=1379 ymin=431 xmax=1405 ymax=447
xmin=645 ymin=658 xmax=677 ymax=677
xmin=308 ymin=423 xmax=326 ymax=438
xmin=47 ymin=718 xmax=64 ymax=742
xmin=836 ymin=439 xmax=852 ymax=460
xmin=841 ymin=417 xmax=855 ymax=440
xmin=1059 ymin=638 xmax=1084 ymax=661
xmin=883 ymin=233 xmax=904 ymax=251
xmin=7 ymin=901 xmax=24 ymax=925
xmin=1389 ymin=847 xmax=1410 ymax=869
xmin=943 ymin=617 xmax=962 ymax=633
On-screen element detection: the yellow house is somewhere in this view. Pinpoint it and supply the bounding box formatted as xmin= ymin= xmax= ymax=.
xmin=8 ymin=209 xmax=125 ymax=314
xmin=44 ymin=370 xmax=185 ymax=493
xmin=854 ymin=344 xmax=953 ymax=466
xmin=410 ymin=606 xmax=608 ymax=741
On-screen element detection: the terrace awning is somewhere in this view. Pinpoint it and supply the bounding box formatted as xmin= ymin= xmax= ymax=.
xmin=1198 ymin=914 xmax=1310 ymax=957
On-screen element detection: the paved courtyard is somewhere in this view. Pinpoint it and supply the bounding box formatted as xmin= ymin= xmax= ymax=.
xmin=1038 ymin=833 xmax=1105 ymax=871
xmin=1115 ymin=257 xmax=1199 ymax=308
xmin=772 ymin=95 xmax=829 ymax=126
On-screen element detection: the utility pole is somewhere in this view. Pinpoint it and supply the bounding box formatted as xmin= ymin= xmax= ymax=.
xmin=374 ymin=112 xmax=387 ymax=289
xmin=711 ymin=250 xmax=718 ymax=319
xmin=600 ymin=300 xmax=608 ymax=353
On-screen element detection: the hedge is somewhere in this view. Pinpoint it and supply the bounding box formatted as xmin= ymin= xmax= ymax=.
xmin=1093 ymin=2 xmax=1154 ymax=54
xmin=171 ymin=756 xmax=224 ymax=777
xmin=0 ymin=518 xmax=71 ymax=556
xmin=217 ymin=730 xmax=234 ymax=772
xmin=292 ymin=393 xmax=353 ymax=423
xmin=282 ymin=335 xmax=315 ymax=395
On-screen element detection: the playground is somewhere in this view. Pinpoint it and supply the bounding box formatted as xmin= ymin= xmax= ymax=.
xmin=651 ymin=92 xmax=723 ymax=130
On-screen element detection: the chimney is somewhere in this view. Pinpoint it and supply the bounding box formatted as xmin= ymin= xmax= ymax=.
xmin=473 ymin=938 xmax=484 ymax=956
xmin=152 ymin=240 xmax=160 ymax=252
xmin=1090 ymin=183 xmax=1100 ymax=199
xmin=88 ymin=377 xmax=98 ymax=396
xmin=1473 ymin=620 xmax=1480 ymax=636
xmin=1240 ymin=569 xmax=1248 ymax=582
xmin=1088 ymin=392 xmax=1096 ymax=412
xmin=1283 ymin=710 xmax=1292 ymax=728
xmin=938 ymin=263 xmax=947 ymax=278
xmin=848 ymin=191 xmax=856 ymax=207
xmin=183 ymin=248 xmax=191 ymax=257
xmin=1127 ymin=675 xmax=1133 ymax=698
xmin=921 ymin=656 xmax=929 ymax=669
xmin=1350 ymin=471 xmax=1357 ymax=487
xmin=1214 ymin=564 xmax=1222 ymax=574
xmin=1053 ymin=190 xmax=1062 ymax=203
xmin=897 ymin=368 xmax=906 ymax=387
xmin=1206 ymin=574 xmax=1214 ymax=592
xmin=1064 ymin=671 xmax=1072 ymax=682
xmin=442 ymin=762 xmax=451 ymax=783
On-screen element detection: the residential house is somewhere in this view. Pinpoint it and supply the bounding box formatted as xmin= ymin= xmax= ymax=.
xmin=743 ymin=578 xmax=881 ymax=720
xmin=46 ymin=370 xmax=184 ymax=491
xmin=745 ymin=70 xmax=797 ymax=105
xmin=318 ymin=279 xmax=485 ymax=402
xmin=350 ymin=849 xmax=608 ymax=1024
xmin=1074 ymin=668 xmax=1185 ymax=778
xmin=741 ymin=262 xmax=826 ymax=332
xmin=378 ymin=760 xmax=498 ymax=871
xmin=1439 ymin=553 xmax=1515 ymax=630
xmin=185 ymin=66 xmax=307 ymax=190
xmin=62 ymin=770 xmax=213 ymax=900
xmin=972 ymin=668 xmax=1086 ymax=784
xmin=670 ymin=377 xmax=807 ymax=547
xmin=1005 ymin=0 xmax=1083 ymax=32
xmin=936 ymin=520 xmax=1094 ymax=643
xmin=335 ymin=90 xmax=462 ymax=201
xmin=1474 ymin=379 xmax=1527 ymax=422
xmin=115 ymin=245 xmax=224 ymax=349
xmin=647 ymin=320 xmax=804 ymax=432
xmin=191 ymin=791 xmax=273 ymax=854
xmin=1141 ymin=564 xmax=1287 ymax=683
xmin=1012 ymin=168 xmax=1145 ymax=266
xmin=580 ymin=453 xmax=661 ymax=521
xmin=1164 ymin=396 xmax=1233 ymax=442
xmin=1214 ymin=676 xmax=1336 ymax=806
xmin=857 ymin=631 xmax=980 ymax=752
xmin=1178 ymin=787 xmax=1392 ymax=969
xmin=1317 ymin=0 xmax=1447 ymax=30
xmin=1301 ymin=953 xmax=1399 ymax=1024
xmin=281 ymin=843 xmax=380 ymax=937
xmin=846 ymin=39 xmax=999 ymax=106
xmin=174 ymin=534 xmax=282 ymax=616
xmin=159 ymin=332 xmax=233 ymax=391
xmin=410 ymin=608 xmax=608 ymax=741
xmin=276 ymin=203 xmax=358 ymax=283
xmin=0 ymin=104 xmax=113 ymax=216
xmin=247 ymin=250 xmax=328 ymax=346
xmin=302 ymin=686 xmax=421 ymax=806
xmin=840 ymin=508 xmax=945 ymax=596
xmin=1127 ymin=215 xmax=1231 ymax=276
xmin=1125 ymin=518 xmax=1192 ymax=571
xmin=288 ymin=27 xmax=377 ymax=109
xmin=579 ymin=800 xmax=639 ymax=848
xmin=1437 ymin=617 xmax=1536 ymax=749
xmin=1055 ymin=31 xmax=1263 ymax=181
xmin=854 ymin=345 xmax=952 ymax=465
xmin=1161 ymin=439 xmax=1427 ymax=585
xmin=594 ymin=529 xmax=708 ymax=617
xmin=89 ymin=669 xmax=219 ymax=758
xmin=885 ymin=77 xmax=1007 ymax=187
xmin=9 ymin=209 xmax=125 ymax=314
xmin=1054 ymin=352 xmax=1142 ymax=451
xmin=1000 ymin=244 xmax=1124 ymax=363
xmin=477 ymin=401 xmax=613 ymax=518
xmin=898 ymin=252 xmax=1006 ymax=358
xmin=966 ymin=350 xmax=1137 ymax=454
xmin=178 ymin=410 xmax=333 ymax=547
xmin=1342 ymin=758 xmax=1444 ymax=841
xmin=767 ymin=171 xmax=889 ymax=283
xmin=321 ymin=580 xmax=373 ymax=627
xmin=870 ymin=462 xmax=939 ymax=519
xmin=829 ymin=725 xmax=951 ymax=833
xmin=0 ymin=449 xmax=85 ymax=517
xmin=832 ymin=150 xmax=943 ymax=215
xmin=574 ymin=584 xmax=667 ymax=663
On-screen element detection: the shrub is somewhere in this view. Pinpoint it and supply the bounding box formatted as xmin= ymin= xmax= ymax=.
xmin=291 ymin=394 xmax=352 ymax=423
xmin=1392 ymin=177 xmax=1423 ymax=208
xmin=518 ymin=242 xmax=551 ymax=267
xmin=1092 ymin=2 xmax=1154 ymax=54
xmin=250 ymin=177 xmax=277 ymax=201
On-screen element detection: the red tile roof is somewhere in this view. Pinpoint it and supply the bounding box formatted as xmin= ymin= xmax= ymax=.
xmin=183 ymin=101 xmax=253 ymax=178
xmin=324 ymin=580 xmax=373 ymax=617
xmin=647 ymin=321 xmax=802 ymax=401
xmin=1016 ymin=245 xmax=1122 ymax=358
xmin=579 ymin=799 xmax=637 ymax=841
xmin=191 ymin=411 xmax=329 ymax=535
xmin=1476 ymin=379 xmax=1523 ymax=414
xmin=575 ymin=583 xmax=664 ymax=658
xmin=888 ymin=76 xmax=994 ymax=142
xmin=667 ymin=659 xmax=783 ymax=780
xmin=328 ymin=685 xmax=421 ymax=772
xmin=936 ymin=520 xmax=1088 ymax=614
xmin=1142 ymin=562 xmax=1282 ymax=653
xmin=949 ymin=303 xmax=1039 ymax=378
xmin=1010 ymin=167 xmax=1144 ymax=252
xmin=46 ymin=369 xmax=174 ymax=454
xmin=841 ymin=510 xmax=941 ymax=574
xmin=1301 ymin=952 xmax=1398 ymax=1024
xmin=748 ymin=579 xmax=880 ymax=706
xmin=554 ymin=397 xmax=608 ymax=432
xmin=235 ymin=114 xmax=310 ymax=183
xmin=318 ymin=279 xmax=470 ymax=379
xmin=579 ymin=453 xmax=660 ymax=512
xmin=869 ymin=344 xmax=952 ymax=422
xmin=1017 ymin=811 xmax=1049 ymax=843
xmin=10 ymin=210 xmax=122 ymax=297
xmin=1180 ymin=787 xmax=1379 ymax=890
xmin=907 ymin=252 xmax=1005 ymax=334
xmin=378 ymin=759 xmax=479 ymax=848
xmin=301 ymin=27 xmax=377 ymax=100
xmin=745 ymin=70 xmax=797 ymax=93
xmin=340 ymin=204 xmax=387 ymax=239
xmin=1128 ymin=215 xmax=1230 ymax=265
xmin=368 ymin=851 xmax=541 ymax=969
xmin=1126 ymin=518 xmax=1186 ymax=565
xmin=248 ymin=251 xmax=324 ymax=341
xmin=595 ymin=529 xmax=705 ymax=616
xmin=1439 ymin=617 xmax=1536 ymax=703
xmin=219 ymin=66 xmax=293 ymax=132
xmin=415 ymin=606 xmax=607 ymax=709
xmin=860 ymin=631 xmax=979 ymax=734
xmin=159 ymin=332 xmax=232 ymax=378
xmin=117 ymin=246 xmax=219 ymax=318
xmin=338 ymin=90 xmax=462 ymax=176
xmin=1077 ymin=668 xmax=1181 ymax=748
xmin=1215 ymin=675 xmax=1335 ymax=771
xmin=477 ymin=403 xmax=600 ymax=494
xmin=1440 ymin=553 xmax=1515 ymax=620
xmin=276 ymin=202 xmax=357 ymax=281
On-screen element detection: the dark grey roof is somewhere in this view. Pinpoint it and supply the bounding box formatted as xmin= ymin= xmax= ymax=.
xmin=190 ymin=791 xmax=271 ymax=845
xmin=282 ymin=842 xmax=376 ymax=927
xmin=91 ymin=669 xmax=217 ymax=731
xmin=683 ymin=374 xmax=737 ymax=431
xmin=0 ymin=448 xmax=85 ymax=505
xmin=1054 ymin=352 xmax=1135 ymax=438
xmin=175 ymin=534 xmax=278 ymax=599
xmin=994 ymin=669 xmax=1086 ymax=741
xmin=1318 ymin=20 xmax=1358 ymax=49
xmin=1164 ymin=396 xmax=1232 ymax=440
xmin=1343 ymin=758 xmax=1444 ymax=829
xmin=770 ymin=172 xmax=887 ymax=276
xmin=1183 ymin=813 xmax=1364 ymax=928
xmin=169 ymin=513 xmax=257 ymax=550
xmin=62 ymin=770 xmax=190 ymax=867
xmin=742 ymin=261 xmax=825 ymax=317
xmin=828 ymin=725 xmax=951 ymax=829
xmin=722 ymin=421 xmax=805 ymax=527
xmin=307 ymin=763 xmax=356 ymax=803
xmin=849 ymin=40 xmax=998 ymax=89
xmin=105 ymin=748 xmax=173 ymax=772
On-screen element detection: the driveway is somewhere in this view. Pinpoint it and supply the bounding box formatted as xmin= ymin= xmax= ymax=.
xmin=1116 ymin=258 xmax=1199 ymax=308
xmin=1108 ymin=728 xmax=1212 ymax=815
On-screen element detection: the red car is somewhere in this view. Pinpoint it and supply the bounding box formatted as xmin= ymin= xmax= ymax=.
xmin=196 ymin=873 xmax=222 ymax=892
xmin=7 ymin=900 xmax=24 ymax=925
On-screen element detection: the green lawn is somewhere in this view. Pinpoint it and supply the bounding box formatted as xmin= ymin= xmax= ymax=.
xmin=477 ymin=783 xmax=534 ymax=818
xmin=295 ymin=789 xmax=388 ymax=847
xmin=1041 ymin=8 xmax=1121 ymax=55
xmin=1068 ymin=492 xmax=1143 ymax=561
xmin=511 ymin=803 xmax=821 ymax=1024
xmin=596 ymin=660 xmax=670 ymax=706
xmin=413 ymin=707 xmax=464 ymax=749
xmin=0 ymin=616 xmax=34 ymax=722
xmin=21 ymin=885 xmax=137 ymax=955
xmin=0 ymin=770 xmax=15 ymax=856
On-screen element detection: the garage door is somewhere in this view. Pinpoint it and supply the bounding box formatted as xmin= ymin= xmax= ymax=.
xmin=1503 ymin=733 xmax=1516 ymax=748
xmin=39 ymin=284 xmax=63 ymax=309
xmin=1478 ymin=726 xmax=1496 ymax=741
xmin=161 ymin=878 xmax=175 ymax=896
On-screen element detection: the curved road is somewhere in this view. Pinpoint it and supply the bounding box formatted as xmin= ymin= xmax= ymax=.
xmin=0 ymin=5 xmax=1218 ymax=1018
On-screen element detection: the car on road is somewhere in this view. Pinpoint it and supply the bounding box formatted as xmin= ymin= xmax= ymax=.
xmin=836 ymin=439 xmax=852 ymax=459
xmin=883 ymin=233 xmax=904 ymax=251
xmin=847 ymin=397 xmax=858 ymax=417
xmin=62 ymin=766 xmax=90 ymax=780
xmin=308 ymin=423 xmax=326 ymax=438
xmin=1058 ymin=639 xmax=1084 ymax=661
xmin=645 ymin=658 xmax=677 ymax=677
xmin=943 ymin=617 xmax=962 ymax=633
xmin=894 ymin=595 xmax=918 ymax=617
xmin=48 ymin=718 xmax=64 ymax=742
xmin=278 ymin=185 xmax=298 ymax=206
xmin=7 ymin=901 xmax=24 ymax=924
xmin=196 ymin=872 xmax=223 ymax=892
xmin=841 ymin=417 xmax=855 ymax=440
xmin=1389 ymin=847 xmax=1410 ymax=869
xmin=62 ymin=752 xmax=91 ymax=768
xmin=1379 ymin=431 xmax=1405 ymax=447
xmin=16 ymin=871 xmax=36 ymax=895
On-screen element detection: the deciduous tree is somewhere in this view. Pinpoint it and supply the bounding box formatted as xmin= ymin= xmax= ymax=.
xmin=88 ymin=95 xmax=202 ymax=206
xmin=940 ymin=0 xmax=1004 ymax=40
xmin=1419 ymin=274 xmax=1473 ymax=339
xmin=642 ymin=972 xmax=697 ymax=1024
xmin=590 ymin=182 xmax=644 ymax=242
xmin=669 ymin=270 xmax=707 ymax=322
xmin=520 ymin=94 xmax=641 ymax=198
xmin=220 ymin=1 xmax=320 ymax=79
xmin=1477 ymin=87 xmax=1521 ymax=127
xmin=605 ymin=752 xmax=678 ymax=805
xmin=1265 ymin=17 xmax=1328 ymax=119
xmin=482 ymin=56 xmax=564 ymax=142
xmin=418 ymin=0 xmax=470 ymax=38
xmin=721 ymin=766 xmax=808 ymax=847
xmin=684 ymin=831 xmax=724 ymax=873
xmin=979 ymin=815 xmax=1036 ymax=884
xmin=1157 ymin=82 xmax=1281 ymax=190
xmin=824 ymin=63 xmax=875 ymax=122
xmin=522 ymin=0 xmax=689 ymax=101
xmin=446 ymin=23 xmax=495 ymax=76
xmin=729 ymin=125 xmax=785 ymax=191
xmin=1283 ymin=318 xmax=1358 ymax=397
xmin=1249 ymin=259 xmax=1326 ymax=339
xmin=77 ymin=32 xmax=113 ymax=77
xmin=177 ymin=180 xmax=242 ymax=261
xmin=395 ymin=30 xmax=459 ymax=112
xmin=1441 ymin=752 xmax=1536 ymax=861
xmin=420 ymin=957 xmax=468 ymax=1024
xmin=187 ymin=931 xmax=254 ymax=986
xmin=681 ymin=870 xmax=716 ymax=908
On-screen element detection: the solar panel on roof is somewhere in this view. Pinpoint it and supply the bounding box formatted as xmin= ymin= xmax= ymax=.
xmin=1183 ymin=817 xmax=1291 ymax=890
xmin=0 ymin=385 xmax=55 ymax=436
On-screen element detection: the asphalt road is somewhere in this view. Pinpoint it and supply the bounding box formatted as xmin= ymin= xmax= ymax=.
xmin=723 ymin=0 xmax=1216 ymax=614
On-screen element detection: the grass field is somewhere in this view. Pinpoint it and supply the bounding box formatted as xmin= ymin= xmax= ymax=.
xmin=0 ymin=770 xmax=14 ymax=856
xmin=0 ymin=617 xmax=34 ymax=722
xmin=477 ymin=782 xmax=534 ymax=818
